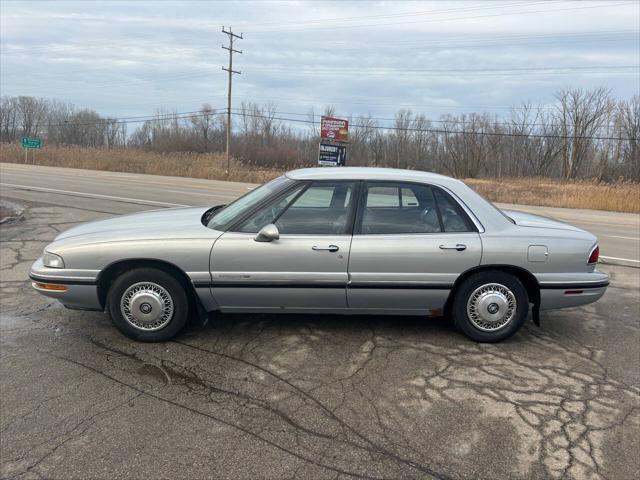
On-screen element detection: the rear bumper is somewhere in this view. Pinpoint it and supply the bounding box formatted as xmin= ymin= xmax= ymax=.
xmin=29 ymin=257 xmax=102 ymax=311
xmin=537 ymin=270 xmax=609 ymax=311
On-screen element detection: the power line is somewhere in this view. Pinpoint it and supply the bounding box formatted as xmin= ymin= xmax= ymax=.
xmin=229 ymin=111 xmax=638 ymax=142
xmin=12 ymin=69 xmax=215 ymax=91
xmin=41 ymin=109 xmax=224 ymax=128
xmin=237 ymin=1 xmax=545 ymax=29
xmin=296 ymin=31 xmax=640 ymax=52
xmin=30 ymin=64 xmax=623 ymax=93
xmin=4 ymin=89 xmax=565 ymax=114
xmin=38 ymin=107 xmax=555 ymax=130
xmin=229 ymin=107 xmax=564 ymax=128
xmin=6 ymin=62 xmax=635 ymax=96
xmin=36 ymin=107 xmax=636 ymax=142
xmin=298 ymin=29 xmax=639 ymax=50
xmin=4 ymin=29 xmax=634 ymax=57
xmin=248 ymin=1 xmax=634 ymax=33
xmin=233 ymin=94 xmax=559 ymax=112
xmin=248 ymin=65 xmax=639 ymax=77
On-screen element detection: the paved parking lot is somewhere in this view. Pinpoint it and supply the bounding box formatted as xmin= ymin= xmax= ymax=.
xmin=1 ymin=195 xmax=639 ymax=480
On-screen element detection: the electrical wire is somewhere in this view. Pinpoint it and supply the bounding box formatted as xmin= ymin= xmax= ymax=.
xmin=249 ymin=1 xmax=634 ymax=33
xmin=230 ymin=110 xmax=637 ymax=142
xmin=238 ymin=1 xmax=548 ymax=29
xmin=35 ymin=107 xmax=636 ymax=142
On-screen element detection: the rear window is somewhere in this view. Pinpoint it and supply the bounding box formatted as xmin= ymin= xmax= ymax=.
xmin=464 ymin=183 xmax=515 ymax=224
xmin=433 ymin=189 xmax=475 ymax=232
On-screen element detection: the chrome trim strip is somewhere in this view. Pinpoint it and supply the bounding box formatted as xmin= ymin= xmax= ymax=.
xmin=539 ymin=281 xmax=609 ymax=290
xmin=349 ymin=282 xmax=453 ymax=290
xmin=199 ymin=281 xmax=453 ymax=290
xmin=208 ymin=282 xmax=345 ymax=288
xmin=29 ymin=273 xmax=96 ymax=285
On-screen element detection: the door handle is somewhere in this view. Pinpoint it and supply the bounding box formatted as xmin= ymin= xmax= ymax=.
xmin=312 ymin=245 xmax=339 ymax=252
xmin=439 ymin=244 xmax=467 ymax=251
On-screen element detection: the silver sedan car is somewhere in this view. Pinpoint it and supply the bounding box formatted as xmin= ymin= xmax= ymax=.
xmin=30 ymin=167 xmax=608 ymax=343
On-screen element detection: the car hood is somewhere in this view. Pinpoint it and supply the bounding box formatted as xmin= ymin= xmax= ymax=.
xmin=53 ymin=206 xmax=221 ymax=244
xmin=502 ymin=209 xmax=587 ymax=233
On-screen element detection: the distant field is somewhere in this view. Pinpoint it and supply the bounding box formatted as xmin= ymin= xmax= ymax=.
xmin=465 ymin=178 xmax=640 ymax=214
xmin=0 ymin=144 xmax=278 ymax=184
xmin=2 ymin=144 xmax=638 ymax=213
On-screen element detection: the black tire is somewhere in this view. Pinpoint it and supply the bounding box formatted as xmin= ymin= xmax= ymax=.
xmin=107 ymin=268 xmax=188 ymax=342
xmin=452 ymin=270 xmax=529 ymax=343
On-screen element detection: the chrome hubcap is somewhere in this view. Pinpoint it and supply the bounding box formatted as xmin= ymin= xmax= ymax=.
xmin=467 ymin=283 xmax=516 ymax=332
xmin=120 ymin=282 xmax=174 ymax=331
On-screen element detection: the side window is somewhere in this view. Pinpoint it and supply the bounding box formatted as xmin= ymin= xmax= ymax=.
xmin=367 ymin=186 xmax=400 ymax=207
xmin=293 ymin=185 xmax=337 ymax=207
xmin=366 ymin=186 xmax=419 ymax=207
xmin=360 ymin=182 xmax=441 ymax=234
xmin=236 ymin=185 xmax=305 ymax=233
xmin=433 ymin=189 xmax=474 ymax=232
xmin=401 ymin=188 xmax=419 ymax=207
xmin=276 ymin=182 xmax=356 ymax=234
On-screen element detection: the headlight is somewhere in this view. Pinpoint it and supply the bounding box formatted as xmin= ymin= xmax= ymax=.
xmin=43 ymin=251 xmax=65 ymax=268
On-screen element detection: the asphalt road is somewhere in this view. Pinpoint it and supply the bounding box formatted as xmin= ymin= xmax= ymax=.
xmin=1 ymin=162 xmax=639 ymax=479
xmin=1 ymin=162 xmax=639 ymax=266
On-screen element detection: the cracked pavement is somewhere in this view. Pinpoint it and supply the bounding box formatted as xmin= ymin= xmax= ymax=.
xmin=1 ymin=197 xmax=639 ymax=480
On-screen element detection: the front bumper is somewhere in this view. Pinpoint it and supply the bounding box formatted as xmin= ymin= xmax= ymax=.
xmin=29 ymin=257 xmax=102 ymax=311
xmin=537 ymin=270 xmax=609 ymax=311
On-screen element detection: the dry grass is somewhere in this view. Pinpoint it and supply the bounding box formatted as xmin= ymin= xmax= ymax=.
xmin=0 ymin=144 xmax=280 ymax=184
xmin=465 ymin=177 xmax=640 ymax=213
xmin=1 ymin=144 xmax=638 ymax=213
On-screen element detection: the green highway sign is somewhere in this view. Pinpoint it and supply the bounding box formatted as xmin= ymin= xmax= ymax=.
xmin=21 ymin=137 xmax=42 ymax=149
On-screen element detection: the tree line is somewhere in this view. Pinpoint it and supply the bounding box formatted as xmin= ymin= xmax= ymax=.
xmin=1 ymin=87 xmax=638 ymax=181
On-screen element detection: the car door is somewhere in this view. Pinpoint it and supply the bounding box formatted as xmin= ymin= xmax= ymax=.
xmin=210 ymin=180 xmax=358 ymax=312
xmin=347 ymin=181 xmax=482 ymax=313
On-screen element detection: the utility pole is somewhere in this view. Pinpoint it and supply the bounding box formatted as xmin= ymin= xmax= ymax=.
xmin=222 ymin=26 xmax=242 ymax=175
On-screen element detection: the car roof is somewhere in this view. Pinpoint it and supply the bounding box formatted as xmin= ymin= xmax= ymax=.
xmin=285 ymin=167 xmax=459 ymax=186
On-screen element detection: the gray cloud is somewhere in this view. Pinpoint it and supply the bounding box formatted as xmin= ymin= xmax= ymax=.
xmin=1 ymin=0 xmax=638 ymax=120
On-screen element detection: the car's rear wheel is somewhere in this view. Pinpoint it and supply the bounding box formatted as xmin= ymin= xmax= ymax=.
xmin=107 ymin=268 xmax=188 ymax=342
xmin=452 ymin=271 xmax=529 ymax=342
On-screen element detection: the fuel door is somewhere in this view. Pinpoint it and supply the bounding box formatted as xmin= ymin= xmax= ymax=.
xmin=528 ymin=245 xmax=549 ymax=262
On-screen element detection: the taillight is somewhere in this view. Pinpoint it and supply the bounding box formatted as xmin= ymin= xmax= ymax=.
xmin=588 ymin=246 xmax=599 ymax=264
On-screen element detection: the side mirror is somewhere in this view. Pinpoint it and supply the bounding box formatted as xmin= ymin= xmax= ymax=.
xmin=255 ymin=224 xmax=280 ymax=242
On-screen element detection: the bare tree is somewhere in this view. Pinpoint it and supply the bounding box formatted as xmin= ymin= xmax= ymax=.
xmin=16 ymin=96 xmax=48 ymax=138
xmin=509 ymin=103 xmax=562 ymax=177
xmin=260 ymin=102 xmax=279 ymax=145
xmin=615 ymin=96 xmax=640 ymax=181
xmin=323 ymin=105 xmax=336 ymax=118
xmin=349 ymin=114 xmax=377 ymax=166
xmin=411 ymin=114 xmax=431 ymax=170
xmin=392 ymin=110 xmax=413 ymax=169
xmin=554 ymin=87 xmax=614 ymax=179
xmin=441 ymin=114 xmax=498 ymax=178
xmin=4 ymin=91 xmax=635 ymax=182
xmin=190 ymin=103 xmax=218 ymax=152
xmin=104 ymin=118 xmax=125 ymax=148
xmin=0 ymin=96 xmax=19 ymax=142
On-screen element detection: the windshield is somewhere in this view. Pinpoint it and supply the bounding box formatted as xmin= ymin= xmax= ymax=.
xmin=207 ymin=175 xmax=292 ymax=230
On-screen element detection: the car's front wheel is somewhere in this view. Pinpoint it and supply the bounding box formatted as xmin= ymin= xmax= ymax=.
xmin=452 ymin=270 xmax=529 ymax=342
xmin=107 ymin=268 xmax=188 ymax=342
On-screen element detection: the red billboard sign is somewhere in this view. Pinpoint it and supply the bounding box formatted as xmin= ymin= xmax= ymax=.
xmin=320 ymin=116 xmax=348 ymax=142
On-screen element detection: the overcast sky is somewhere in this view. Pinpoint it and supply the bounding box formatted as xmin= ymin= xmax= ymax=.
xmin=1 ymin=0 xmax=639 ymax=123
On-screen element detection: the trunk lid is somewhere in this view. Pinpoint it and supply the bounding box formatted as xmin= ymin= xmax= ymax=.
xmin=501 ymin=209 xmax=586 ymax=233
